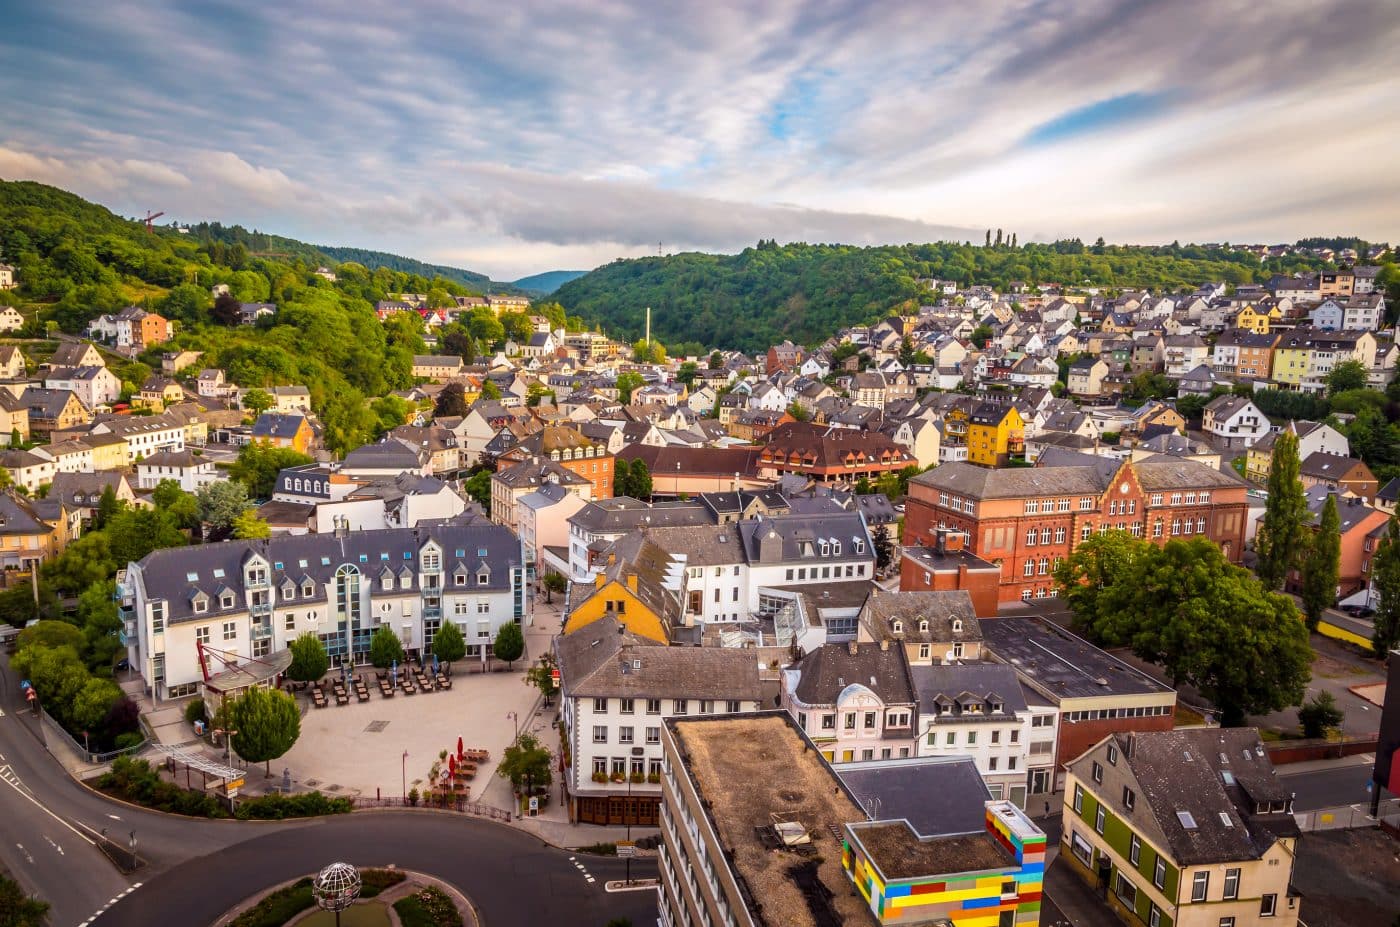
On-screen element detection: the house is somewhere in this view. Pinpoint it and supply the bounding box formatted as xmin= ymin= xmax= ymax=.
xmin=1286 ymin=489 xmax=1390 ymax=598
xmin=86 ymin=306 xmax=171 ymax=349
xmin=766 ymin=340 xmax=802 ymax=375
xmin=0 ymin=492 xmax=65 ymax=579
xmin=905 ymin=458 xmax=1249 ymax=603
xmin=1299 ymin=452 xmax=1377 ymax=498
xmin=43 ymin=365 xmax=122 ymax=409
xmin=0 ymin=265 xmax=13 ymax=288
xmin=516 ymin=481 xmax=588 ymax=572
xmin=161 ymin=350 xmax=203 ymax=374
xmin=1162 ymin=334 xmax=1210 ymax=378
xmin=561 ymin=534 xmax=685 ymax=642
xmin=495 ymin=424 xmax=614 ymax=500
xmin=411 ymin=355 xmax=465 ymax=381
xmin=1067 ymin=357 xmax=1109 ymax=397
xmin=90 ymin=412 xmax=187 ymax=463
xmin=0 ymin=449 xmax=56 ymax=494
xmin=49 ymin=341 xmax=103 ymax=369
xmin=238 ymin=302 xmax=276 ymax=325
xmin=268 ymin=386 xmax=313 ymax=414
xmin=895 ymin=532 xmax=1003 ymax=616
xmin=22 ymin=388 xmax=92 ymax=437
xmin=138 ymin=376 xmax=185 ymax=411
xmin=0 ymin=345 xmax=25 ymax=379
xmin=781 ymin=641 xmax=917 ymax=763
xmin=565 ymin=497 xmax=712 ymax=580
xmin=490 ymin=456 xmax=593 ymax=531
xmin=1201 ymin=395 xmax=1268 ymax=449
xmin=34 ymin=439 xmax=93 ymax=474
xmin=0 ymin=391 xmax=30 ymax=445
xmin=0 ymin=306 xmax=23 ymax=332
xmin=121 ymin=523 xmax=526 ymax=698
xmin=966 ymin=402 xmax=1025 ymax=467
xmin=48 ymin=472 xmax=137 ymax=522
xmin=556 ymin=616 xmax=762 ymax=825
xmin=340 ymin=440 xmax=429 ymax=480
xmin=618 ymin=444 xmax=767 ymax=497
xmin=1062 ymin=729 xmax=1301 ymax=927
xmin=757 ymin=421 xmax=915 ymax=485
xmin=1245 ymin=420 xmax=1349 ymax=483
xmin=196 ymin=369 xmax=228 ymax=398
xmin=135 ymin=449 xmax=219 ymax=492
xmin=250 ymin=413 xmax=313 ymax=454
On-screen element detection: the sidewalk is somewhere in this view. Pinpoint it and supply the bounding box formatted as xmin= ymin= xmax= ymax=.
xmin=1274 ymin=752 xmax=1376 ymax=776
xmin=1043 ymin=856 xmax=1114 ymax=927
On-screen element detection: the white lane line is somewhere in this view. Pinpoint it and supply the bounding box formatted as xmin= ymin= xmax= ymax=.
xmin=0 ymin=772 xmax=95 ymax=846
xmin=43 ymin=836 xmax=63 ymax=856
xmin=15 ymin=843 xmax=33 ymax=863
xmin=78 ymin=882 xmax=142 ymax=925
xmin=106 ymin=813 xmax=121 ymax=821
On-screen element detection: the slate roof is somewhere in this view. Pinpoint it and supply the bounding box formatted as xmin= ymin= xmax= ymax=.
xmin=569 ymin=498 xmax=711 ymax=533
xmin=341 ymin=440 xmax=427 ymax=472
xmin=791 ymin=642 xmax=916 ymax=707
xmin=47 ymin=471 xmax=130 ymax=508
xmin=250 ymin=413 xmax=307 ymax=440
xmin=556 ymin=615 xmax=761 ymax=700
xmin=737 ymin=511 xmax=873 ymax=565
xmin=858 ymin=589 xmax=980 ymax=644
xmin=913 ymin=457 xmax=1241 ymax=500
xmin=836 ymin=756 xmax=991 ymax=838
xmin=0 ymin=493 xmax=52 ymax=536
xmin=491 ymin=456 xmax=590 ymax=489
xmin=910 ymin=663 xmax=1028 ymax=722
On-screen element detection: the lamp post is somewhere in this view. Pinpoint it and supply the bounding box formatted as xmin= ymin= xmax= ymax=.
xmin=402 ymin=750 xmax=409 ymax=803
xmin=214 ymin=727 xmax=238 ymax=764
xmin=507 ymin=711 xmax=519 ymax=742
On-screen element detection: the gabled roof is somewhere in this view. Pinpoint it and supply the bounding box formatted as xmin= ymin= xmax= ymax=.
xmin=791 ymin=642 xmax=916 ymax=707
xmin=556 ymin=615 xmax=761 ymax=700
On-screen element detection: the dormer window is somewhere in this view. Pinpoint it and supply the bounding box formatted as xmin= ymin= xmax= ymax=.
xmin=854 ymin=540 xmax=865 ymax=554
xmin=952 ymin=619 xmax=963 ymax=633
xmin=302 ymin=580 xmax=315 ymax=598
xmin=918 ymin=620 xmax=929 ymax=633
xmin=193 ymin=597 xmax=207 ymax=614
xmin=454 ymin=570 xmax=468 ymax=587
xmin=892 ymin=620 xmax=903 ymax=634
xmin=477 ymin=568 xmax=490 ymax=586
xmin=220 ymin=593 xmax=235 ymax=609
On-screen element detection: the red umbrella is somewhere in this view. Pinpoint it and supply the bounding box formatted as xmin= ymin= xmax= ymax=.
xmin=456 ymin=736 xmax=464 ymax=760
xmin=448 ymin=755 xmax=456 ymax=776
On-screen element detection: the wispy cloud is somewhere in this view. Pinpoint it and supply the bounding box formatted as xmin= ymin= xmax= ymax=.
xmin=0 ymin=0 xmax=1396 ymax=278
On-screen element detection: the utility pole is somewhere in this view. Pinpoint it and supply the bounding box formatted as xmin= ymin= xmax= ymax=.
xmin=645 ymin=306 xmax=651 ymax=349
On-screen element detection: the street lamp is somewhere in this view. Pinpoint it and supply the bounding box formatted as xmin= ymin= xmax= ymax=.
xmin=507 ymin=711 xmax=519 ymax=742
xmin=214 ymin=727 xmax=239 ymax=764
xmin=402 ymin=750 xmax=409 ymax=803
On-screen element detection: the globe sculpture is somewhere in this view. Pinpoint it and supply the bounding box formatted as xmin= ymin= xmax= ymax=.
xmin=313 ymin=862 xmax=362 ymax=926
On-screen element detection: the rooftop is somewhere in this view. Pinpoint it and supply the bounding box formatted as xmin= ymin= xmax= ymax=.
xmin=980 ymin=615 xmax=1174 ymax=703
xmin=667 ymin=713 xmax=875 ymax=927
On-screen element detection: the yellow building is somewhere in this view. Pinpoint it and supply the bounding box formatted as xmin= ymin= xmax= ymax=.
xmin=1270 ymin=343 xmax=1311 ymax=389
xmin=966 ymin=403 xmax=1025 ymax=467
xmin=562 ymin=538 xmax=683 ymax=644
xmin=1232 ymin=303 xmax=1279 ymax=334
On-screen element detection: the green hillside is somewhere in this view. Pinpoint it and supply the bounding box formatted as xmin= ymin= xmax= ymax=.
xmin=512 ymin=269 xmax=588 ymax=295
xmin=552 ymin=239 xmax=1354 ymax=352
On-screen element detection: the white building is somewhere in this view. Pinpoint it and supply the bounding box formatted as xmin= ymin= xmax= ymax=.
xmin=43 ymin=365 xmax=121 ymax=409
xmin=1201 ymin=395 xmax=1269 ymax=449
xmin=781 ymin=641 xmax=918 ymax=764
xmin=136 ymin=449 xmax=219 ymax=492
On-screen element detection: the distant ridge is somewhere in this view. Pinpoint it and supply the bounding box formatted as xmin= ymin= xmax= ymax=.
xmin=511 ymin=269 xmax=587 ymax=295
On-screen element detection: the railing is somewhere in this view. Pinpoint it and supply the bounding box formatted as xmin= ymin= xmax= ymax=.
xmin=1293 ymin=798 xmax=1399 ymax=832
xmin=251 ymin=624 xmax=273 ymax=640
xmin=350 ymin=795 xmax=513 ymax=822
xmin=41 ymin=710 xmax=148 ymax=765
xmin=250 ymin=602 xmax=272 ymax=617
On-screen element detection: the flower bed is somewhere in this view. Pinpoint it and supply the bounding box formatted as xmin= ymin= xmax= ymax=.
xmin=392 ymin=886 xmax=463 ymax=927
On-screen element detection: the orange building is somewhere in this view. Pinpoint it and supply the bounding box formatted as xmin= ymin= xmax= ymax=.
xmin=904 ymin=458 xmax=1249 ymax=604
xmin=138 ymin=311 xmax=173 ymax=348
xmin=497 ymin=424 xmax=614 ymax=499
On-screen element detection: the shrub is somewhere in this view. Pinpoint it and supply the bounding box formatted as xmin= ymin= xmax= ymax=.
xmin=359 ymin=868 xmax=407 ymax=898
xmin=184 ymin=697 xmax=206 ymax=725
xmin=95 ymin=756 xmax=228 ymax=818
xmin=393 ymin=886 xmax=463 ymax=927
xmin=577 ymin=842 xmax=617 ymax=856
xmin=408 ymin=787 xmax=420 ymax=806
xmin=114 ymin=731 xmax=144 ymax=750
xmin=226 ymin=878 xmax=314 ymax=927
xmin=234 ymin=790 xmax=353 ymax=820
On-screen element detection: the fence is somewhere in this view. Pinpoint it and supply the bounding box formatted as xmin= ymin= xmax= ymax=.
xmin=351 ymin=795 xmax=513 ymax=823
xmin=40 ymin=710 xmax=148 ymax=765
xmin=1265 ymin=736 xmax=1379 ymax=765
xmin=1292 ymin=798 xmax=1400 ymax=833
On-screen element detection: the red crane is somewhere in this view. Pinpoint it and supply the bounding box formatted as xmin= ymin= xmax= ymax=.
xmin=144 ymin=210 xmax=165 ymax=235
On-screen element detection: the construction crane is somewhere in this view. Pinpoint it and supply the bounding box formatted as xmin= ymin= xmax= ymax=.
xmin=144 ymin=210 xmax=165 ymax=235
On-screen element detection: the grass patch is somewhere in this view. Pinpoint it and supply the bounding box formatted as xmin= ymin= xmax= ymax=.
xmin=358 ymin=869 xmax=406 ymax=899
xmin=393 ymin=887 xmax=463 ymax=927
xmin=576 ymin=842 xmax=617 ymax=856
xmin=227 ymin=878 xmax=314 ymax=927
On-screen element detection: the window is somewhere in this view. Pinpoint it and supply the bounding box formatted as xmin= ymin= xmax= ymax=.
xmin=646 ymin=698 xmax=661 ymax=715
xmin=726 ymin=700 xmax=741 ymax=713
xmin=223 ymin=621 xmax=236 ymax=641
xmin=620 ymin=698 xmax=635 ymax=714
xmin=1114 ymin=872 xmax=1138 ymax=909
xmin=645 ymin=727 xmax=661 ymax=745
xmin=1009 ymin=728 xmax=1019 ymax=743
xmin=845 ymin=713 xmax=857 ymax=730
xmin=919 ymin=644 xmax=930 ymax=660
xmin=1094 ymin=805 xmax=1105 ymax=834
xmin=195 ymin=626 xmax=210 ymax=645
xmin=1223 ymin=868 xmax=1240 ymax=901
xmin=618 ymin=726 xmax=634 ymax=744
xmin=1081 ymin=524 xmax=1092 ymax=541
xmin=1154 ymin=858 xmax=1166 ymax=889
xmin=1073 ymin=785 xmax=1084 ymax=813
xmin=1025 ymin=528 xmax=1037 ymax=546
xmin=674 ymin=699 xmax=688 ymax=715
xmin=967 ymin=731 xmax=977 ymax=745
xmin=592 ymin=726 xmax=607 ymax=744
xmin=1092 ymin=761 xmax=1104 ymax=783
xmin=699 ymin=700 xmax=713 ymax=714
xmin=1024 ymin=560 xmax=1035 ymax=577
xmin=1055 ymin=527 xmax=1066 ymax=544
xmin=1191 ymin=871 xmax=1209 ymax=902
xmin=220 ymin=594 xmax=235 ymax=609
xmin=284 ymin=613 xmax=296 ymax=631
xmin=1219 ymin=920 xmax=1235 ymax=927
xmin=946 ymin=731 xmax=956 ymax=745
xmin=194 ymin=597 xmax=208 ymax=614
xmin=1070 ymin=830 xmax=1093 ymax=866
xmin=593 ymin=697 xmax=607 ymax=713
xmin=863 ymin=711 xmax=876 ymax=729
xmin=991 ymin=730 xmax=1000 ymax=744
xmin=1008 ymin=756 xmax=1017 ymax=770
xmin=1123 ymin=786 xmax=1135 ymax=810
xmin=821 ymin=713 xmax=835 ymax=730
xmin=1149 ymin=905 xmax=1161 ymax=927
xmin=1260 ymin=894 xmax=1277 ymax=917
xmin=1130 ymin=834 xmax=1141 ymax=865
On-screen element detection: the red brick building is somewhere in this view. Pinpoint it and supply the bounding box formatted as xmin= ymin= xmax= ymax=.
xmin=898 ymin=528 xmax=1001 ymax=616
xmin=497 ymin=424 xmax=614 ymax=500
xmin=904 ymin=457 xmax=1249 ymax=604
xmin=758 ymin=421 xmax=915 ymax=485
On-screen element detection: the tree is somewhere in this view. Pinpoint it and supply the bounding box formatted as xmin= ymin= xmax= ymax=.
xmin=369 ymin=626 xmax=405 ymax=669
xmin=432 ymin=620 xmax=466 ymax=666
xmin=70 ymin=677 xmax=122 ymax=731
xmin=969 ymin=324 xmax=994 ymax=348
xmin=229 ymin=686 xmax=302 ymax=776
xmin=0 ymin=872 xmax=50 ymax=927
xmin=496 ymin=731 xmax=552 ymax=794
xmin=677 ymin=361 xmax=699 ymax=387
xmin=526 ymin=381 xmax=554 ymax=408
xmin=873 ymin=526 xmax=893 ymax=572
xmin=229 ymin=443 xmax=314 ymax=499
xmin=524 ymin=653 xmax=559 ymax=704
xmin=708 ymin=351 xmax=723 ymax=370
xmin=616 ymin=371 xmax=644 ymax=404
xmin=1371 ymin=513 xmax=1400 ymax=656
xmin=463 ymin=469 xmax=492 ymax=507
xmin=17 ymin=619 xmax=86 ymax=652
xmin=232 ymin=509 xmax=271 ymax=540
xmin=211 ymin=292 xmax=242 ymax=326
xmin=1255 ymin=430 xmax=1309 ymax=591
xmin=1299 ymin=494 xmax=1339 ymax=630
xmin=1297 ymin=691 xmax=1344 ymax=739
xmin=287 ymin=632 xmax=328 ymax=683
xmin=541 ymin=571 xmax=567 ymax=604
xmin=1326 ymin=359 xmax=1369 ymax=395
xmin=492 ymin=621 xmax=524 ymax=669
xmin=197 ymin=480 xmax=251 ymax=532
xmin=241 ymin=388 xmax=274 ymax=416
xmin=480 ymin=379 xmax=502 ymax=401
xmin=613 ymin=459 xmax=633 ymax=499
xmin=94 ymin=484 xmax=121 ymax=528
xmin=628 ymin=459 xmax=652 ymax=501
xmin=434 ymin=381 xmax=470 ymax=417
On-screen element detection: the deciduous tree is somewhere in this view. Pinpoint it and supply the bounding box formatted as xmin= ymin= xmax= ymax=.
xmin=1371 ymin=513 xmax=1400 ymax=656
xmin=369 ymin=626 xmax=405 ymax=669
xmin=492 ymin=621 xmax=524 ymax=669
xmin=287 ymin=632 xmax=329 ymax=683
xmin=431 ymin=621 xmax=466 ymax=666
xmin=496 ymin=731 xmax=551 ymax=793
xmin=229 ymin=686 xmax=302 ymax=776
xmin=1255 ymin=430 xmax=1309 ymax=591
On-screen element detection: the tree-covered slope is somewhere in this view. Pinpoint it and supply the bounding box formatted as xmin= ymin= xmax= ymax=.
xmin=553 ymin=239 xmax=1348 ymax=352
xmin=511 ymin=269 xmax=587 ymax=294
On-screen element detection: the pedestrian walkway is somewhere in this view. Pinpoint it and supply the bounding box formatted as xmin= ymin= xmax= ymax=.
xmin=1044 ymin=856 xmax=1114 ymax=927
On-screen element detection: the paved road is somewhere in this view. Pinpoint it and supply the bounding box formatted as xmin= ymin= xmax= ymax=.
xmin=0 ymin=654 xmax=656 ymax=927
xmin=1278 ymin=761 xmax=1378 ymax=811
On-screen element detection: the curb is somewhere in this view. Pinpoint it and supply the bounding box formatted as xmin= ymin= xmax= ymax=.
xmin=209 ymin=868 xmax=480 ymax=927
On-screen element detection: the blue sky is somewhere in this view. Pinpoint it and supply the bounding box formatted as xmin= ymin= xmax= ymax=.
xmin=0 ymin=0 xmax=1396 ymax=279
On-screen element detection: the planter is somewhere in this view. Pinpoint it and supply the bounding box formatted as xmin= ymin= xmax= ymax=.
xmin=647 ymin=773 xmax=661 ymax=784
xmin=610 ymin=774 xmax=626 ymax=784
xmin=592 ymin=772 xmax=608 ymax=784
xmin=629 ymin=773 xmax=645 ymax=784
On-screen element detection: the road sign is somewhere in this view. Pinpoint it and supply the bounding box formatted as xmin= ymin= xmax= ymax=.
xmin=26 ymin=688 xmax=36 ymax=701
xmin=550 ymin=667 xmax=560 ymax=686
xmin=616 ymin=841 xmax=636 ymax=858
xmin=20 ymin=680 xmax=31 ymax=690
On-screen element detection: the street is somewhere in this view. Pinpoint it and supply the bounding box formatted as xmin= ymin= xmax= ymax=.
xmin=1278 ymin=760 xmax=1378 ymax=812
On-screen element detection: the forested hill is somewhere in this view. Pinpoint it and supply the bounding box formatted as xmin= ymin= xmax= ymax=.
xmin=552 ymin=240 xmax=1342 ymax=352
xmin=185 ymin=223 xmax=516 ymax=292
xmin=511 ymin=269 xmax=587 ymax=294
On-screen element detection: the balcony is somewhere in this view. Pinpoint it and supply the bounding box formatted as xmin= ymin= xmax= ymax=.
xmin=251 ymin=624 xmax=273 ymax=641
xmin=250 ymin=602 xmax=272 ymax=617
xmin=423 ymin=606 xmax=442 ymax=620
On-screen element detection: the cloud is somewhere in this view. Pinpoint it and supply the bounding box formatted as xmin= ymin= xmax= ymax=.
xmin=0 ymin=0 xmax=1396 ymax=278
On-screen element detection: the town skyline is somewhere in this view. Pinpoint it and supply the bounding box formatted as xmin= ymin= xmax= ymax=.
xmin=2 ymin=1 xmax=1398 ymax=279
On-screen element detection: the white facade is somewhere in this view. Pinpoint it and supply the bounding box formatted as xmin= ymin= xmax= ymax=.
xmin=136 ymin=458 xmax=220 ymax=492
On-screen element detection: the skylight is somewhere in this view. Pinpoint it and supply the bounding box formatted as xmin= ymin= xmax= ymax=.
xmin=186 ymin=572 xmax=198 ymax=582
xmin=1218 ymin=813 xmax=1233 ymax=828
xmin=1176 ymin=811 xmax=1197 ymax=829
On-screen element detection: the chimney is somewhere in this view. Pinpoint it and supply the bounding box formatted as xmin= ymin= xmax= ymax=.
xmin=626 ymin=573 xmax=638 ymax=593
xmin=848 ymin=640 xmax=859 ymax=656
xmin=879 ymin=639 xmax=889 ymax=652
xmin=594 ymin=572 xmax=607 ymax=589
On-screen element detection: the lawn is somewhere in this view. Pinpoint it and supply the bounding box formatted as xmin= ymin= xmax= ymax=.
xmin=297 ymin=903 xmax=392 ymax=927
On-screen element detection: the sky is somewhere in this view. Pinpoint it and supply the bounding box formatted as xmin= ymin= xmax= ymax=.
xmin=1 ymin=0 xmax=1397 ymax=280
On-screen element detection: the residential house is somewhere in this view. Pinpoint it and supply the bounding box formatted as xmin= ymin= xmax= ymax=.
xmin=557 ymin=616 xmax=762 ymax=825
xmin=0 ymin=345 xmax=25 ymax=379
xmin=22 ymin=388 xmax=91 ymax=437
xmin=250 ymin=413 xmax=313 ymax=454
xmin=1162 ymin=334 xmax=1210 ymax=378
xmin=411 ymin=355 xmax=466 ymax=381
xmin=1299 ymin=452 xmax=1377 ymax=499
xmin=781 ymin=641 xmax=918 ymax=763
xmin=565 ymin=497 xmax=711 ymax=581
xmin=161 ymin=350 xmax=203 ymax=374
xmin=1286 ymin=488 xmax=1390 ymax=598
xmin=138 ymin=376 xmax=185 ymax=411
xmin=562 ymin=534 xmax=685 ymax=643
xmin=490 ymin=456 xmax=593 ymax=531
xmin=196 ymin=369 xmax=229 ymax=399
xmin=1062 ymin=729 xmax=1301 ymax=927
xmin=1244 ymin=421 xmax=1349 ymax=483
xmin=135 ymin=449 xmax=219 ymax=492
xmin=43 ymin=365 xmax=121 ymax=409
xmin=897 ymin=531 xmax=1003 ymax=617
xmin=90 ymin=412 xmax=187 ymax=463
xmin=0 ymin=449 xmax=56 ymax=494
xmin=0 ymin=391 xmax=29 ymax=445
xmin=48 ymin=472 xmax=137 ymax=523
xmin=496 ymin=424 xmax=614 ymax=500
xmin=268 ymin=386 xmax=313 ymax=414
xmin=1201 ymin=395 xmax=1268 ymax=449
xmin=1067 ymin=357 xmax=1109 ymax=397
xmin=0 ymin=306 xmax=23 ymax=332
xmin=34 ymin=439 xmax=93 ymax=475
xmin=756 ymin=421 xmax=915 ymax=485
xmin=766 ymin=340 xmax=802 ymax=375
xmin=0 ymin=492 xmax=65 ymax=580
xmin=966 ymin=402 xmax=1025 ymax=467
xmin=516 ymin=481 xmax=588 ymax=573
xmin=48 ymin=341 xmax=103 ymax=369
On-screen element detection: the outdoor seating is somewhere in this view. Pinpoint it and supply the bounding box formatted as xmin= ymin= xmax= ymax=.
xmin=311 ymin=687 xmax=327 ymax=708
xmin=436 ymin=674 xmax=451 ymax=690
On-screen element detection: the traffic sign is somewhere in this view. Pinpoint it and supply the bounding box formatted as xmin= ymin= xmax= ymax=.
xmin=26 ymin=688 xmax=36 ymax=701
xmin=616 ymin=840 xmax=636 ymax=858
xmin=20 ymin=680 xmax=31 ymax=690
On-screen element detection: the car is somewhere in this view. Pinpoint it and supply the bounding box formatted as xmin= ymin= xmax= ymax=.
xmin=114 ymin=657 xmax=131 ymax=671
xmin=1341 ymin=605 xmax=1375 ymax=618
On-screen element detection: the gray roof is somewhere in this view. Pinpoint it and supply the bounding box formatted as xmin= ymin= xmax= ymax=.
xmin=836 ymin=756 xmax=991 ymax=838
xmin=737 ymin=511 xmax=873 ymax=565
xmin=913 ymin=457 xmax=1241 ymax=500
xmin=250 ymin=413 xmax=307 ymax=440
xmin=569 ymin=498 xmax=711 ymax=533
xmin=641 ymin=524 xmax=748 ymax=566
xmin=275 ymin=464 xmax=338 ymax=499
xmin=910 ymin=662 xmax=1027 ymax=721
xmin=342 ymin=440 xmax=425 ymax=471
xmin=491 ymin=456 xmax=590 ymax=488
xmin=792 ymin=642 xmax=916 ymax=707
xmin=0 ymin=493 xmax=51 ymax=536
xmin=556 ymin=615 xmax=761 ymax=700
xmin=132 ymin=523 xmax=521 ymax=625
xmin=980 ymin=616 xmax=1173 ymax=702
xmin=858 ymin=589 xmax=980 ymax=644
xmin=47 ymin=471 xmax=130 ymax=508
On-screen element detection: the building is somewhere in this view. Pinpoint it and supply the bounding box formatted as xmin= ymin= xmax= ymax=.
xmin=120 ymin=523 xmax=527 ymax=699
xmin=90 ymin=412 xmax=187 ymax=463
xmin=86 ymin=306 xmax=171 ymax=349
xmin=250 ymin=413 xmax=314 ymax=454
xmin=1067 ymin=357 xmax=1109 ymax=397
xmin=905 ymin=458 xmax=1249 ymax=603
xmin=43 ymin=365 xmax=122 ymax=409
xmin=980 ymin=616 xmax=1176 ymax=787
xmin=757 ymin=422 xmax=916 ymax=485
xmin=561 ymin=534 xmax=685 ymax=643
xmin=0 ymin=449 xmax=56 ymax=494
xmin=135 ymin=449 xmax=219 ymax=492
xmin=0 ymin=492 xmax=65 ymax=580
xmin=617 ymin=444 xmax=767 ymax=496
xmin=1244 ymin=421 xmax=1349 ymax=484
xmin=966 ymin=403 xmax=1026 ymax=467
xmin=1286 ymin=488 xmax=1390 ymax=598
xmin=138 ymin=375 xmax=186 ymax=411
xmin=854 ymin=587 xmax=985 ymax=665
xmin=556 ymin=616 xmax=761 ymax=825
xmin=411 ymin=355 xmax=465 ymax=380
xmin=1062 ymin=729 xmax=1301 ymax=927
xmin=566 ymin=497 xmax=711 ymax=580
xmin=1201 ymin=395 xmax=1268 ymax=449
xmin=658 ymin=712 xmax=1046 ymax=927
xmin=490 ymin=457 xmax=593 ymax=531
xmin=0 ymin=306 xmax=24 ymax=332
xmin=1298 ymin=452 xmax=1378 ymax=499
xmin=781 ymin=641 xmax=918 ymax=763
xmin=497 ymin=424 xmax=614 ymax=500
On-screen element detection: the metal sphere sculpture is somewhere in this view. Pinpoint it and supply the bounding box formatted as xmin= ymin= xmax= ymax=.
xmin=313 ymin=862 xmax=362 ymax=915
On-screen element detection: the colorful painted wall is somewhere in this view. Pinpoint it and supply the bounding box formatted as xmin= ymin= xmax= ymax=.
xmin=843 ymin=805 xmax=1044 ymax=926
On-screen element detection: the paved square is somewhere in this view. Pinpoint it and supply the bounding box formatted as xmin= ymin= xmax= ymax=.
xmin=279 ymin=665 xmax=543 ymax=804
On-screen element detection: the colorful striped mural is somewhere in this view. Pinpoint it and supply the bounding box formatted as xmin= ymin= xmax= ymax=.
xmin=843 ymin=802 xmax=1044 ymax=926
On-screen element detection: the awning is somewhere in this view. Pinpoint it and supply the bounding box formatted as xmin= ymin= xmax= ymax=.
xmin=203 ymin=647 xmax=293 ymax=696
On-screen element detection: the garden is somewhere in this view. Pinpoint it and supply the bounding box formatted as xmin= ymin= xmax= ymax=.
xmin=223 ymin=870 xmax=464 ymax=927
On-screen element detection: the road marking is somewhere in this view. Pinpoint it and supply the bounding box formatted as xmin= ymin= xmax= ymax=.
xmin=76 ymin=882 xmax=142 ymax=926
xmin=107 ymin=814 xmax=121 ymax=820
xmin=44 ymin=836 xmax=63 ymax=856
xmin=15 ymin=843 xmax=33 ymax=864
xmin=0 ymin=769 xmax=95 ymax=846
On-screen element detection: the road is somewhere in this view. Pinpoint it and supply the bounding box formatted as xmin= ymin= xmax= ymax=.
xmin=1278 ymin=761 xmax=1378 ymax=811
xmin=0 ymin=654 xmax=656 ymax=927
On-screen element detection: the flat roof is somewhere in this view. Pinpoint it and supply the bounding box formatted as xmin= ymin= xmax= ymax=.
xmin=980 ymin=615 xmax=1174 ymax=702
xmin=668 ymin=713 xmax=875 ymax=927
xmin=836 ymin=755 xmax=989 ymax=837
xmin=847 ymin=823 xmax=1010 ymax=881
